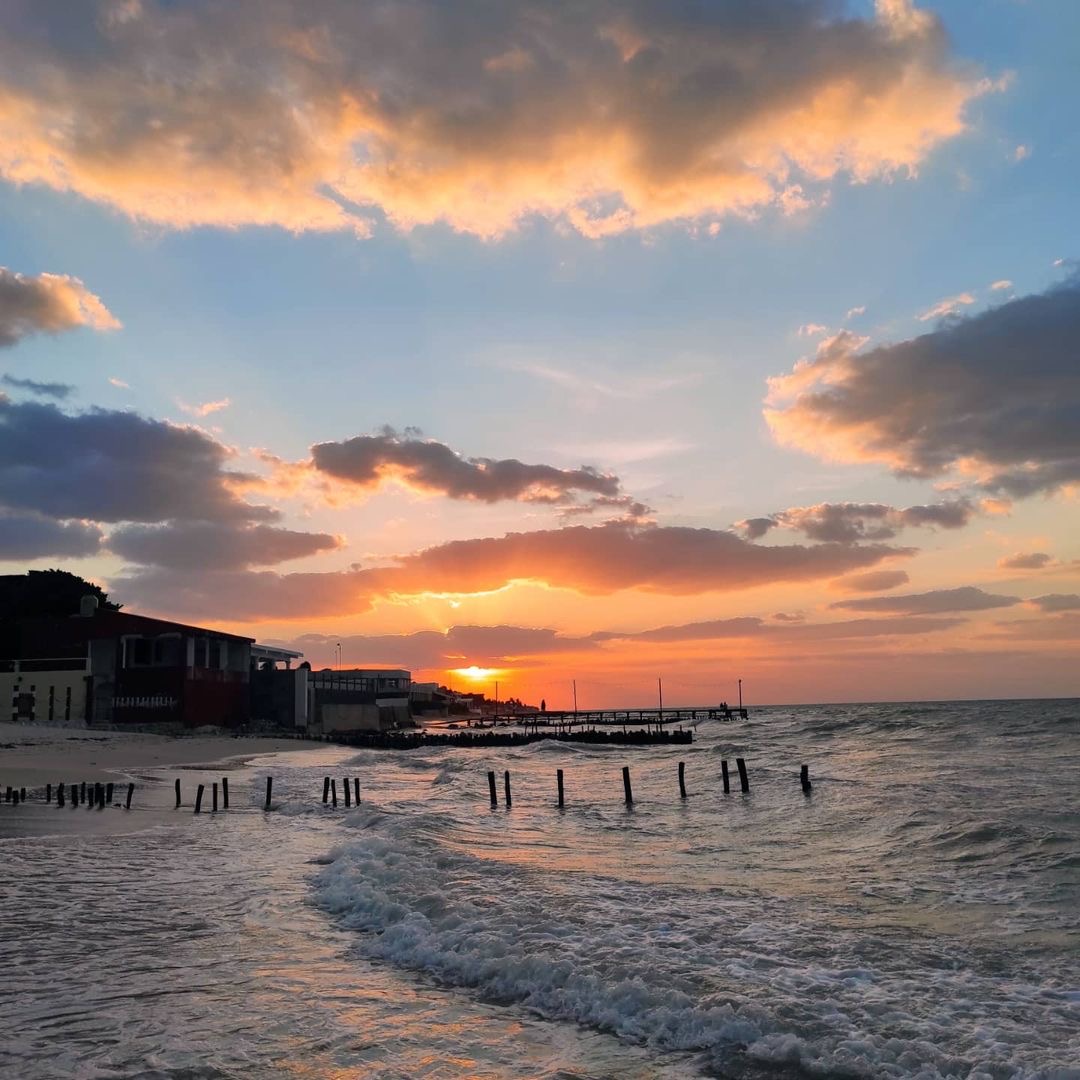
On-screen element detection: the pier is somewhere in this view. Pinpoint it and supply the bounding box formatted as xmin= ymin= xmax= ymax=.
xmin=493 ymin=703 xmax=747 ymax=729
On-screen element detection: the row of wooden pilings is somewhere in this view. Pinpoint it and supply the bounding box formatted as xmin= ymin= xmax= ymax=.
xmin=4 ymin=781 xmax=136 ymax=809
xmin=488 ymin=759 xmax=813 ymax=807
xmin=5 ymin=762 xmax=815 ymax=815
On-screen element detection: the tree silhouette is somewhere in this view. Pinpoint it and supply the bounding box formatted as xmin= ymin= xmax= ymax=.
xmin=0 ymin=569 xmax=121 ymax=619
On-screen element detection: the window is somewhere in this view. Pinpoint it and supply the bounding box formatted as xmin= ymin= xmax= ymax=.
xmin=48 ymin=685 xmax=55 ymax=722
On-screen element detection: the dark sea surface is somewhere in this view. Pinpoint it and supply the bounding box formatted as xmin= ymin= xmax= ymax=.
xmin=1 ymin=699 xmax=1078 ymax=1078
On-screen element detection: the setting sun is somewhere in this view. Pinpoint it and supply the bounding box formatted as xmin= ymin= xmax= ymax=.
xmin=453 ymin=666 xmax=501 ymax=681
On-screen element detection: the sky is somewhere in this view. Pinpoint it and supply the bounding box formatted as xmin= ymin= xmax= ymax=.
xmin=1 ymin=0 xmax=1078 ymax=706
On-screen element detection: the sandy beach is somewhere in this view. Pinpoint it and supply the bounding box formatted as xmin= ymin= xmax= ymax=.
xmin=0 ymin=722 xmax=322 ymax=790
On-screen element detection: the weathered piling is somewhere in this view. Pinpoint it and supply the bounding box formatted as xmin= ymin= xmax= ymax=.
xmin=622 ymin=765 xmax=633 ymax=806
xmin=195 ymin=784 xmax=205 ymax=814
xmin=736 ymin=757 xmax=750 ymax=793
xmin=94 ymin=783 xmax=103 ymax=809
xmin=322 ymin=776 xmax=330 ymax=804
xmin=265 ymin=776 xmax=273 ymax=810
xmin=175 ymin=778 xmax=181 ymax=808
xmin=4 ymin=786 xmax=10 ymax=803
xmin=331 ymin=778 xmax=338 ymax=807
xmin=222 ymin=778 xmax=229 ymax=809
xmin=47 ymin=783 xmax=52 ymax=803
xmin=212 ymin=782 xmax=219 ymax=812
xmin=125 ymin=783 xmax=134 ymax=810
xmin=21 ymin=786 xmax=27 ymax=802
xmin=801 ymin=764 xmax=812 ymax=794
xmin=80 ymin=781 xmax=87 ymax=803
xmin=105 ymin=782 xmax=113 ymax=805
xmin=678 ymin=761 xmax=687 ymax=799
xmin=353 ymin=778 xmax=360 ymax=805
xmin=488 ymin=770 xmax=497 ymax=807
xmin=721 ymin=760 xmax=730 ymax=794
xmin=343 ymin=777 xmax=351 ymax=808
xmin=57 ymin=782 xmax=65 ymax=807
xmin=71 ymin=784 xmax=78 ymax=807
xmin=503 ymin=770 xmax=512 ymax=808
xmin=557 ymin=768 xmax=565 ymax=808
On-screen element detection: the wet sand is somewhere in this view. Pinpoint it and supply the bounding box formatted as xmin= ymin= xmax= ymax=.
xmin=0 ymin=722 xmax=321 ymax=790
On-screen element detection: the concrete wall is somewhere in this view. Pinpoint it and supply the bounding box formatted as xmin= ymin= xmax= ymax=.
xmin=2 ymin=665 xmax=89 ymax=725
xmin=319 ymin=702 xmax=381 ymax=733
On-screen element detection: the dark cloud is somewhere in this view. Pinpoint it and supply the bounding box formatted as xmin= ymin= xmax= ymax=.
xmin=830 ymin=585 xmax=1021 ymax=615
xmin=998 ymin=552 xmax=1053 ymax=570
xmin=0 ymin=398 xmax=272 ymax=524
xmin=0 ymin=1 xmax=983 ymax=236
xmin=108 ymin=521 xmax=342 ymax=570
xmin=2 ymin=374 xmax=74 ymax=399
xmin=0 ymin=511 xmax=103 ymax=558
xmin=0 ymin=266 xmax=119 ymax=347
xmin=309 ymin=428 xmax=621 ymax=507
xmin=600 ymin=614 xmax=963 ymax=643
xmin=737 ymin=500 xmax=974 ymax=543
xmin=830 ymin=569 xmax=911 ymax=593
xmin=767 ymin=276 xmax=1080 ymax=497
xmin=113 ymin=521 xmax=910 ymax=620
xmin=1028 ymin=594 xmax=1080 ymax=612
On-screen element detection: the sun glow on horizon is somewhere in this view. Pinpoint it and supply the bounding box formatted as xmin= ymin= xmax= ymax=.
xmin=453 ymin=666 xmax=502 ymax=681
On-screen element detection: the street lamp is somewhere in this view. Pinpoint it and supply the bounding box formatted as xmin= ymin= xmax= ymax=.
xmin=336 ymin=642 xmax=341 ymax=671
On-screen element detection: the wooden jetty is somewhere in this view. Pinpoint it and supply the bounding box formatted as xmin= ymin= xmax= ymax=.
xmin=492 ymin=703 xmax=747 ymax=729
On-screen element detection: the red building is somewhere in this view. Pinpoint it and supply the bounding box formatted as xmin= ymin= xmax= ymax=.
xmin=2 ymin=602 xmax=254 ymax=728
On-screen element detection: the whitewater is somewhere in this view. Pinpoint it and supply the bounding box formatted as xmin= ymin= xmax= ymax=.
xmin=1 ymin=699 xmax=1077 ymax=1078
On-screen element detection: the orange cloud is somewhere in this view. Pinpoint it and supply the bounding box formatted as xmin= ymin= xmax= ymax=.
xmin=0 ymin=266 xmax=119 ymax=346
xmin=0 ymin=0 xmax=988 ymax=237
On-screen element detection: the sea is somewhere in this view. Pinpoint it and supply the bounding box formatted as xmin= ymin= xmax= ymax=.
xmin=1 ymin=699 xmax=1077 ymax=1079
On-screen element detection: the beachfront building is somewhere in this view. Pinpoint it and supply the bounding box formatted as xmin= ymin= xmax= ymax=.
xmin=1 ymin=597 xmax=254 ymax=728
xmin=307 ymin=668 xmax=412 ymax=734
xmin=249 ymin=644 xmax=308 ymax=731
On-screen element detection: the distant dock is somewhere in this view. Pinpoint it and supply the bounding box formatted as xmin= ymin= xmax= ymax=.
xmin=495 ymin=704 xmax=747 ymax=730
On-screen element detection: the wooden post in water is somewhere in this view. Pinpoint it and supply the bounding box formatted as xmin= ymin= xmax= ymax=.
xmin=175 ymin=778 xmax=181 ymax=808
xmin=353 ymin=778 xmax=360 ymax=805
xmin=557 ymin=768 xmax=564 ymax=808
xmin=222 ymin=778 xmax=229 ymax=809
xmin=105 ymin=782 xmax=113 ymax=805
xmin=212 ymin=782 xmax=218 ymax=812
xmin=265 ymin=776 xmax=273 ymax=810
xmin=678 ymin=761 xmax=687 ymax=799
xmin=125 ymin=783 xmax=134 ymax=810
xmin=80 ymin=781 xmax=87 ymax=803
xmin=721 ymin=760 xmax=730 ymax=794
xmin=800 ymin=764 xmax=812 ymax=794
xmin=195 ymin=784 xmax=205 ymax=814
xmin=46 ymin=783 xmax=52 ymax=803
xmin=322 ymin=776 xmax=330 ymax=804
xmin=94 ymin=783 xmax=103 ymax=808
xmin=330 ymin=778 xmax=337 ymax=808
xmin=487 ymin=770 xmax=497 ymax=806
xmin=622 ymin=765 xmax=633 ymax=806
xmin=736 ymin=757 xmax=749 ymax=793
xmin=58 ymin=782 xmax=65 ymax=807
xmin=4 ymin=786 xmax=10 ymax=803
xmin=503 ymin=770 xmax=512 ymax=808
xmin=71 ymin=784 xmax=78 ymax=807
xmin=343 ymin=777 xmax=351 ymax=808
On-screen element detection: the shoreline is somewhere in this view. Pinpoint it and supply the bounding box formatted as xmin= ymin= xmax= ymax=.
xmin=0 ymin=722 xmax=322 ymax=790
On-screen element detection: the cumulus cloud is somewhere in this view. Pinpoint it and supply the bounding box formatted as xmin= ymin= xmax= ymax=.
xmin=1 ymin=373 xmax=73 ymax=399
xmin=603 ymin=614 xmax=963 ymax=643
xmin=998 ymin=552 xmax=1053 ymax=570
xmin=830 ymin=585 xmax=1021 ymax=614
xmin=270 ymin=427 xmax=629 ymax=512
xmin=0 ymin=0 xmax=986 ymax=237
xmin=176 ymin=398 xmax=230 ymax=418
xmin=990 ymin=279 xmax=1012 ymax=292
xmin=113 ymin=520 xmax=910 ymax=620
xmin=0 ymin=397 xmax=271 ymax=524
xmin=830 ymin=569 xmax=911 ymax=593
xmin=0 ymin=511 xmax=103 ymax=559
xmin=0 ymin=266 xmax=119 ymax=347
xmin=765 ymin=275 xmax=1080 ymax=497
xmin=108 ymin=521 xmax=342 ymax=570
xmin=736 ymin=499 xmax=974 ymax=543
xmin=917 ymin=292 xmax=975 ymax=321
xmin=1028 ymin=594 xmax=1080 ymax=612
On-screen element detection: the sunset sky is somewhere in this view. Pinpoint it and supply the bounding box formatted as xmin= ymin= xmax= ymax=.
xmin=1 ymin=0 xmax=1078 ymax=706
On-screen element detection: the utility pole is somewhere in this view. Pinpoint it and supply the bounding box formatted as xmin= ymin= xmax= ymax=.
xmin=572 ymin=678 xmax=577 ymax=714
xmin=738 ymin=678 xmax=743 ymax=710
xmin=336 ymin=642 xmax=341 ymax=671
xmin=658 ymin=676 xmax=664 ymax=729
